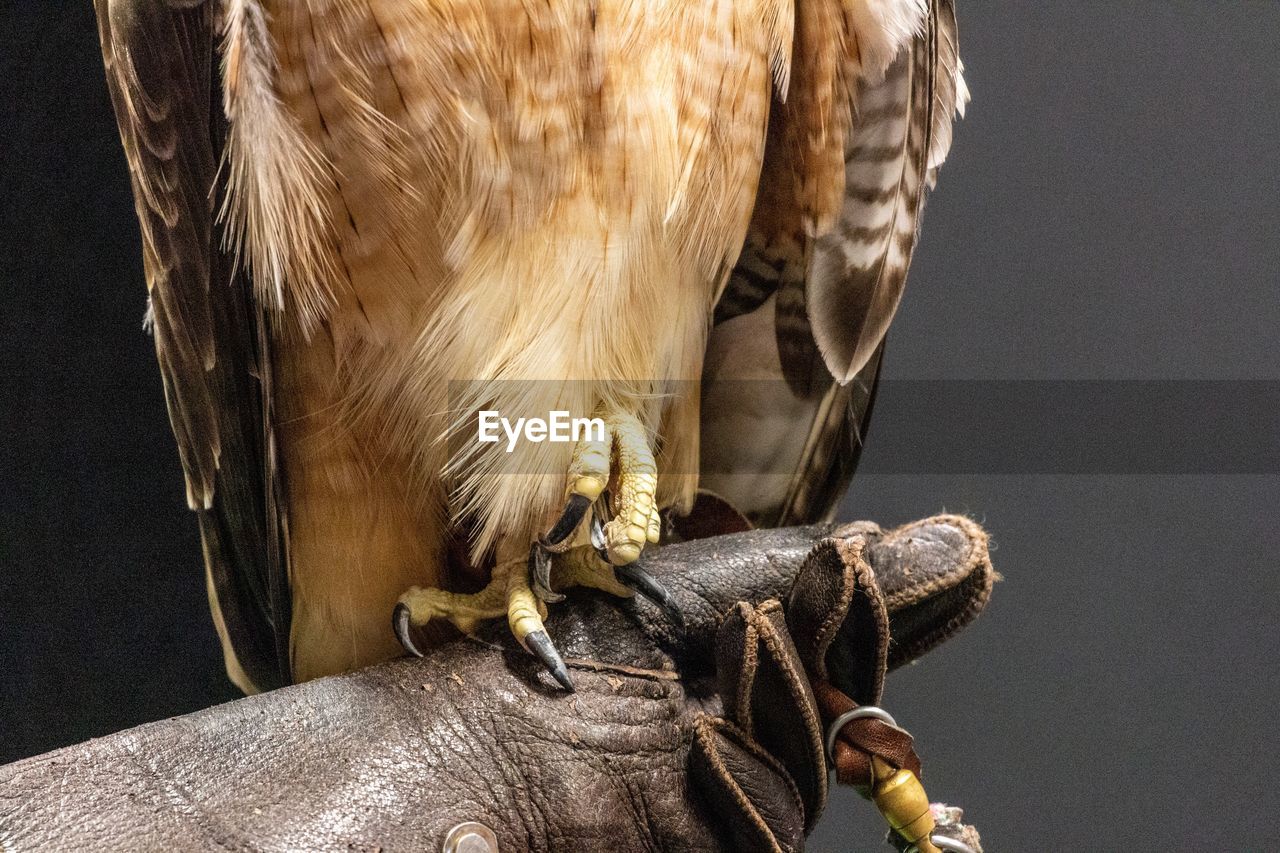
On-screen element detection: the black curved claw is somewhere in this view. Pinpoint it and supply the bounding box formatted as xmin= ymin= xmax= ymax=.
xmin=529 ymin=543 xmax=565 ymax=604
xmin=524 ymin=630 xmax=575 ymax=692
xmin=393 ymin=603 xmax=423 ymax=658
xmin=614 ymin=562 xmax=685 ymax=628
xmin=544 ymin=492 xmax=593 ymax=546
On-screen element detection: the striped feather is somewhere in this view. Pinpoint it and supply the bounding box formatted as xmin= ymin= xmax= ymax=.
xmin=807 ymin=15 xmax=928 ymax=384
xmin=700 ymin=0 xmax=966 ymax=526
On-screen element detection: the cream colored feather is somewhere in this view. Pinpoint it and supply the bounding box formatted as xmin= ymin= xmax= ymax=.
xmin=221 ymin=0 xmax=339 ymax=329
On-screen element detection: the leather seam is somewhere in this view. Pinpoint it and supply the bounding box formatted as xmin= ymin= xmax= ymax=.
xmin=693 ymin=717 xmax=790 ymax=853
xmin=755 ymin=601 xmax=828 ymax=824
xmin=811 ymin=537 xmax=861 ymax=680
xmin=881 ymin=515 xmax=990 ymax=610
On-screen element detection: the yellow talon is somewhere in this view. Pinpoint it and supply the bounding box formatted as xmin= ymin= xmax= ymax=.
xmin=568 ymin=435 xmax=611 ymax=502
xmin=395 ymin=558 xmax=535 ymax=639
xmin=395 ymin=559 xmax=518 ymax=637
xmin=553 ymin=545 xmax=634 ymax=597
xmin=396 ymin=550 xmax=574 ymax=690
xmin=396 ymin=407 xmax=665 ymax=691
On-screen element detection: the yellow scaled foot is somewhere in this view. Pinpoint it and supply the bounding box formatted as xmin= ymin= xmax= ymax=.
xmin=552 ymin=545 xmax=635 ymax=597
xmin=544 ymin=409 xmax=661 ymax=564
xmin=599 ymin=411 xmax=661 ymax=563
xmin=555 ymin=542 xmax=684 ymax=627
xmin=394 ymin=551 xmax=573 ymax=691
xmin=394 ymin=408 xmax=679 ymax=692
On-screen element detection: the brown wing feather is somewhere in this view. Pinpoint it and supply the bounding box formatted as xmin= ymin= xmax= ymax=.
xmin=701 ymin=0 xmax=966 ymax=527
xmin=96 ymin=0 xmax=291 ymax=690
xmin=928 ymin=0 xmax=967 ymax=186
xmin=809 ymin=0 xmax=942 ymax=384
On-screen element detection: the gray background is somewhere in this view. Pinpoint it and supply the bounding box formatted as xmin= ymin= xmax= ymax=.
xmin=1 ymin=3 xmax=1276 ymax=850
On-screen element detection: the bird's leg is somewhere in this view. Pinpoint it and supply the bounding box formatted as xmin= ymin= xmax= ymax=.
xmin=393 ymin=575 xmax=506 ymax=640
xmin=538 ymin=410 xmax=682 ymax=623
xmin=543 ymin=410 xmax=661 ymax=563
xmin=394 ymin=410 xmax=678 ymax=691
xmin=395 ymin=545 xmax=573 ymax=692
xmin=549 ymin=538 xmax=684 ymax=627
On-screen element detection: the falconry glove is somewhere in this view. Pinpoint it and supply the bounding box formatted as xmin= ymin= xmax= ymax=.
xmin=0 ymin=517 xmax=992 ymax=852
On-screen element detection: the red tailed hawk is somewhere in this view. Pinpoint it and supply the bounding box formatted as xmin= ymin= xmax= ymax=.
xmin=96 ymin=0 xmax=966 ymax=692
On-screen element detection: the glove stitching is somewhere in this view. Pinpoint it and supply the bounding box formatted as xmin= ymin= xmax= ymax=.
xmin=888 ymin=571 xmax=994 ymax=670
xmin=561 ymin=658 xmax=682 ymax=682
xmin=755 ymin=604 xmax=825 ymax=781
xmin=692 ymin=717 xmax=800 ymax=853
xmin=753 ymin=602 xmax=828 ymax=827
xmin=806 ymin=538 xmax=861 ymax=683
xmin=736 ymin=606 xmax=759 ymax=734
xmin=880 ymin=515 xmax=990 ymax=609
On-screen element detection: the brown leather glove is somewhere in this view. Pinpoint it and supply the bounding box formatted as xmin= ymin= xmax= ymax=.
xmin=0 ymin=518 xmax=993 ymax=852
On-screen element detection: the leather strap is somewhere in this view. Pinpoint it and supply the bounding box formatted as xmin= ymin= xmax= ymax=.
xmin=812 ymin=680 xmax=921 ymax=795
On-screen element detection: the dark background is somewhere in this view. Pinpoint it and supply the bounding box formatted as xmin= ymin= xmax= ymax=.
xmin=1 ymin=3 xmax=1277 ymax=850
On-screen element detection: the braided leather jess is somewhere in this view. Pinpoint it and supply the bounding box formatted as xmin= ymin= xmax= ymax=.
xmin=815 ymin=680 xmax=922 ymax=792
